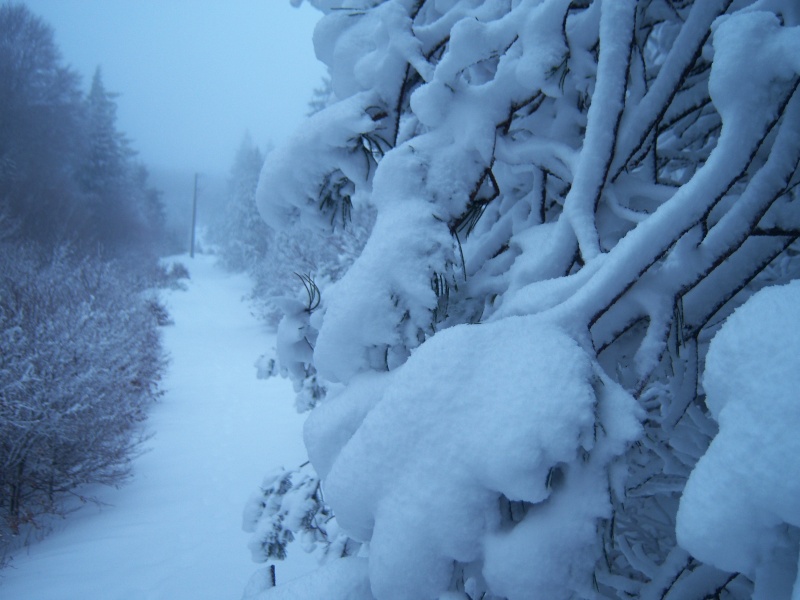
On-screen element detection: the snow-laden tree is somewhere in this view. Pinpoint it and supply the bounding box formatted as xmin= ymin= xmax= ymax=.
xmin=210 ymin=133 xmax=371 ymax=332
xmin=246 ymin=1 xmax=800 ymax=598
xmin=213 ymin=134 xmax=271 ymax=272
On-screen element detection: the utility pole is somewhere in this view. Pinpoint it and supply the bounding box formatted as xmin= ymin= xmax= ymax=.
xmin=190 ymin=172 xmax=198 ymax=258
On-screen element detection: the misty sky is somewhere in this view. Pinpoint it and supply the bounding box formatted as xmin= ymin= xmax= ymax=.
xmin=23 ymin=0 xmax=326 ymax=177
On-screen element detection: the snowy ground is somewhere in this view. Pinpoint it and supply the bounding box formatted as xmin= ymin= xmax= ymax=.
xmin=0 ymin=254 xmax=314 ymax=599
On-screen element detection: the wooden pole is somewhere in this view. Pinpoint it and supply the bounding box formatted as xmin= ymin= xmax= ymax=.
xmin=190 ymin=173 xmax=198 ymax=258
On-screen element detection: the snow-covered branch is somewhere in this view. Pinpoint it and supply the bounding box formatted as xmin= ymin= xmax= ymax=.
xmin=249 ymin=2 xmax=800 ymax=598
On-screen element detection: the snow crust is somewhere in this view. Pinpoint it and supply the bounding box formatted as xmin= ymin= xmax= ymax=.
xmin=677 ymin=280 xmax=800 ymax=599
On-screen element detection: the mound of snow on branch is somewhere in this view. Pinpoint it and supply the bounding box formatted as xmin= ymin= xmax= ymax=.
xmin=302 ymin=317 xmax=640 ymax=600
xmin=677 ymin=280 xmax=800 ymax=600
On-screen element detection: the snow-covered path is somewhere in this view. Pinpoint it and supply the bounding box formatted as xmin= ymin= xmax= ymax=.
xmin=1 ymin=254 xmax=313 ymax=599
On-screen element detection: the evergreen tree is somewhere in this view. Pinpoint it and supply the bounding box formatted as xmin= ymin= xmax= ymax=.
xmin=78 ymin=66 xmax=147 ymax=251
xmin=0 ymin=2 xmax=84 ymax=242
xmin=0 ymin=5 xmax=166 ymax=255
xmin=65 ymin=65 xmax=165 ymax=255
xmin=307 ymin=77 xmax=333 ymax=116
xmin=215 ymin=133 xmax=269 ymax=271
xmin=80 ymin=67 xmax=131 ymax=195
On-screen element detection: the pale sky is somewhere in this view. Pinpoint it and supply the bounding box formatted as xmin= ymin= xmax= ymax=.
xmin=23 ymin=0 xmax=326 ymax=177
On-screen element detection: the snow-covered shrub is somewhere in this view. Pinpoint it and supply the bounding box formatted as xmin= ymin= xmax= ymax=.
xmin=0 ymin=242 xmax=166 ymax=555
xmin=248 ymin=1 xmax=800 ymax=598
xmin=151 ymin=259 xmax=191 ymax=291
xmin=243 ymin=465 xmax=356 ymax=564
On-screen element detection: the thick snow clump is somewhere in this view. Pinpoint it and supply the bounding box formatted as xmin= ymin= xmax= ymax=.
xmin=677 ymin=280 xmax=800 ymax=600
xmin=303 ymin=316 xmax=640 ymax=600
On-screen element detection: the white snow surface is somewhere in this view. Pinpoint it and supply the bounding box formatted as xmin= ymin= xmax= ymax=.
xmin=303 ymin=316 xmax=641 ymax=600
xmin=677 ymin=279 xmax=800 ymax=600
xmin=249 ymin=557 xmax=372 ymax=600
xmin=0 ymin=254 xmax=313 ymax=599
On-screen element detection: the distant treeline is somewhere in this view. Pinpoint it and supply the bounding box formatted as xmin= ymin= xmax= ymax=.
xmin=0 ymin=3 xmax=170 ymax=255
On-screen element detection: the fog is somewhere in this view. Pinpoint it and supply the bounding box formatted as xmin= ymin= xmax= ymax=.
xmin=21 ymin=0 xmax=326 ymax=236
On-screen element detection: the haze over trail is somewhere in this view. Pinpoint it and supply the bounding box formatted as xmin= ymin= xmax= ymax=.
xmin=21 ymin=0 xmax=324 ymax=176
